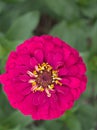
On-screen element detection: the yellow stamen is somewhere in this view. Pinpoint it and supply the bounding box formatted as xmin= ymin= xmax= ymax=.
xmin=28 ymin=79 xmax=35 ymax=83
xmin=55 ymin=80 xmax=62 ymax=86
xmin=27 ymin=71 xmax=36 ymax=77
xmin=45 ymin=88 xmax=51 ymax=97
xmin=48 ymin=84 xmax=54 ymax=90
xmin=35 ymin=86 xmax=44 ymax=91
xmin=32 ymin=81 xmax=37 ymax=86
xmin=28 ymin=62 xmax=62 ymax=97
xmin=35 ymin=65 xmax=39 ymax=72
xmin=53 ymin=77 xmax=62 ymax=80
xmin=33 ymin=70 xmax=38 ymax=75
xmin=31 ymin=85 xmax=38 ymax=91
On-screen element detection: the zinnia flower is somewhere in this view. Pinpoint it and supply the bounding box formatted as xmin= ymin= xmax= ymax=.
xmin=0 ymin=35 xmax=87 ymax=120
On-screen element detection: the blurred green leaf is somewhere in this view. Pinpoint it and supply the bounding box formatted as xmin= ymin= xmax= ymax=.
xmin=6 ymin=11 xmax=40 ymax=41
xmin=32 ymin=126 xmax=46 ymax=130
xmin=1 ymin=111 xmax=33 ymax=129
xmin=2 ymin=0 xmax=26 ymax=3
xmin=44 ymin=120 xmax=63 ymax=130
xmin=66 ymin=114 xmax=82 ymax=130
xmin=0 ymin=1 xmax=6 ymax=13
xmin=0 ymin=44 xmax=5 ymax=58
xmin=80 ymin=0 xmax=97 ymax=18
xmin=80 ymin=52 xmax=89 ymax=62
xmin=11 ymin=126 xmax=21 ymax=130
xmin=50 ymin=21 xmax=88 ymax=52
xmin=90 ymin=21 xmax=97 ymax=51
xmin=44 ymin=0 xmax=79 ymax=20
xmin=77 ymin=104 xmax=96 ymax=130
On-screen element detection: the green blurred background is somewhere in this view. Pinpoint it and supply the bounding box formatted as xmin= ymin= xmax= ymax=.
xmin=0 ymin=0 xmax=97 ymax=130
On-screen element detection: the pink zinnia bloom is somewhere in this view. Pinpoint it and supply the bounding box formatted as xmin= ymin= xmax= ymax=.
xmin=0 ymin=35 xmax=87 ymax=120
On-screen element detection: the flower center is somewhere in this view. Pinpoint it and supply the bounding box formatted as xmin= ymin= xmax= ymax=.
xmin=27 ymin=63 xmax=62 ymax=97
xmin=36 ymin=71 xmax=52 ymax=88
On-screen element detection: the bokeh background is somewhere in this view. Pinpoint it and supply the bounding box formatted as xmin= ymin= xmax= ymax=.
xmin=0 ymin=0 xmax=97 ymax=130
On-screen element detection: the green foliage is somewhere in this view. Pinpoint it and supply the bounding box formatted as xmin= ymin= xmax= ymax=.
xmin=0 ymin=1 xmax=6 ymax=13
xmin=50 ymin=20 xmax=89 ymax=52
xmin=0 ymin=0 xmax=97 ymax=130
xmin=44 ymin=0 xmax=79 ymax=20
xmin=6 ymin=11 xmax=40 ymax=41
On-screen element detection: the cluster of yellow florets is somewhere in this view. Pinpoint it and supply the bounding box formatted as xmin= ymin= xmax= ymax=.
xmin=27 ymin=63 xmax=62 ymax=97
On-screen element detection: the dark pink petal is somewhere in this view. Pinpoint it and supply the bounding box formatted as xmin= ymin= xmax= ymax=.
xmin=78 ymin=62 xmax=87 ymax=75
xmin=6 ymin=51 xmax=17 ymax=71
xmin=0 ymin=35 xmax=87 ymax=120
xmin=28 ymin=42 xmax=43 ymax=55
xmin=69 ymin=65 xmax=79 ymax=75
xmin=0 ymin=73 xmax=9 ymax=84
xmin=46 ymin=52 xmax=54 ymax=66
xmin=55 ymin=85 xmax=70 ymax=97
xmin=62 ymin=77 xmax=81 ymax=88
xmin=69 ymin=77 xmax=81 ymax=88
xmin=33 ymin=102 xmax=49 ymax=120
xmin=80 ymin=75 xmax=87 ymax=92
xmin=63 ymin=46 xmax=71 ymax=61
xmin=18 ymin=74 xmax=30 ymax=82
xmin=38 ymin=104 xmax=50 ymax=120
xmin=21 ymin=86 xmax=31 ymax=96
xmin=58 ymin=66 xmax=69 ymax=76
xmin=53 ymin=53 xmax=64 ymax=69
xmin=41 ymin=35 xmax=53 ymax=40
xmin=61 ymin=77 xmax=70 ymax=85
xmin=34 ymin=49 xmax=44 ymax=63
xmin=48 ymin=93 xmax=62 ymax=119
xmin=53 ymin=37 xmax=63 ymax=47
xmin=30 ymin=57 xmax=38 ymax=69
xmin=18 ymin=94 xmax=34 ymax=115
xmin=71 ymin=88 xmax=81 ymax=100
xmin=12 ymin=82 xmax=31 ymax=94
xmin=32 ymin=92 xmax=47 ymax=105
xmin=66 ymin=52 xmax=79 ymax=66
xmin=16 ymin=40 xmax=30 ymax=54
xmin=57 ymin=91 xmax=74 ymax=110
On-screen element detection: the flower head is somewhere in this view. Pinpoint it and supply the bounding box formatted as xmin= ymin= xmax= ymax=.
xmin=0 ymin=35 xmax=87 ymax=120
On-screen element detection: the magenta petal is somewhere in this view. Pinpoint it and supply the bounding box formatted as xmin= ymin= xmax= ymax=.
xmin=46 ymin=53 xmax=54 ymax=66
xmin=13 ymin=82 xmax=31 ymax=93
xmin=18 ymin=74 xmax=30 ymax=82
xmin=80 ymin=75 xmax=87 ymax=92
xmin=63 ymin=46 xmax=71 ymax=61
xmin=57 ymin=92 xmax=74 ymax=110
xmin=36 ymin=102 xmax=49 ymax=120
xmin=62 ymin=77 xmax=81 ymax=88
xmin=6 ymin=51 xmax=17 ymax=71
xmin=58 ymin=66 xmax=69 ymax=76
xmin=0 ymin=73 xmax=9 ymax=84
xmin=21 ymin=86 xmax=31 ymax=96
xmin=28 ymin=42 xmax=43 ymax=55
xmin=0 ymin=35 xmax=87 ymax=120
xmin=48 ymin=93 xmax=62 ymax=119
xmin=55 ymin=85 xmax=70 ymax=97
xmin=53 ymin=37 xmax=63 ymax=47
xmin=69 ymin=77 xmax=81 ymax=88
xmin=71 ymin=88 xmax=81 ymax=100
xmin=69 ymin=65 xmax=78 ymax=75
xmin=34 ymin=49 xmax=44 ymax=63
xmin=61 ymin=77 xmax=70 ymax=85
xmin=78 ymin=63 xmax=87 ymax=75
xmin=18 ymin=94 xmax=34 ymax=115
xmin=32 ymin=92 xmax=47 ymax=105
xmin=53 ymin=53 xmax=64 ymax=69
xmin=30 ymin=57 xmax=38 ymax=68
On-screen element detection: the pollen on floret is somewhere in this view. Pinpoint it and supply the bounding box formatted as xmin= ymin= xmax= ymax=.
xmin=27 ymin=62 xmax=62 ymax=97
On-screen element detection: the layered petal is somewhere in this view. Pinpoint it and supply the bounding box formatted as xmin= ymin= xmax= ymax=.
xmin=0 ymin=35 xmax=87 ymax=120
